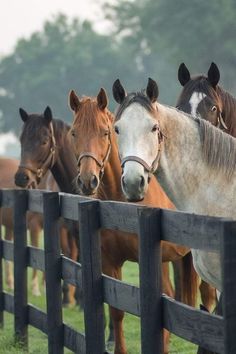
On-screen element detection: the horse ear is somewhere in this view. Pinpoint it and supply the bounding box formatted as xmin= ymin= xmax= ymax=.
xmin=178 ymin=63 xmax=191 ymax=86
xmin=207 ymin=62 xmax=220 ymax=88
xmin=146 ymin=78 xmax=159 ymax=103
xmin=19 ymin=108 xmax=29 ymax=122
xmin=69 ymin=90 xmax=81 ymax=112
xmin=112 ymin=79 xmax=126 ymax=104
xmin=97 ymin=88 xmax=108 ymax=110
xmin=43 ymin=106 xmax=53 ymax=123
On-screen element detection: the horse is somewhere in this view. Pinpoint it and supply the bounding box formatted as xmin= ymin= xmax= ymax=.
xmin=112 ymin=76 xmax=236 ymax=294
xmin=14 ymin=108 xmax=79 ymax=306
xmin=0 ymin=157 xmax=54 ymax=296
xmin=68 ymin=88 xmax=200 ymax=354
xmin=176 ymin=62 xmax=236 ymax=134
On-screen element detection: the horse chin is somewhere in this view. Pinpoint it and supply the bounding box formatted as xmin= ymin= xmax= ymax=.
xmin=127 ymin=196 xmax=144 ymax=203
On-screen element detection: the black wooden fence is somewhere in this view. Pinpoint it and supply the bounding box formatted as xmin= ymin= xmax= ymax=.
xmin=0 ymin=188 xmax=236 ymax=354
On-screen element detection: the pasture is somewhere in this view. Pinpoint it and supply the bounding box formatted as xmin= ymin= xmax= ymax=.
xmin=0 ymin=260 xmax=196 ymax=353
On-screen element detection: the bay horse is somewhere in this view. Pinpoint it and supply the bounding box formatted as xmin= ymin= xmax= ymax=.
xmin=68 ymin=88 xmax=199 ymax=354
xmin=14 ymin=108 xmax=79 ymax=306
xmin=176 ymin=62 xmax=236 ymax=134
xmin=0 ymin=157 xmax=53 ymax=296
xmin=112 ymin=77 xmax=236 ymax=294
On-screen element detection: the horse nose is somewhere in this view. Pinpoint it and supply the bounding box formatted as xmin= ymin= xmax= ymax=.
xmin=122 ymin=175 xmax=145 ymax=191
xmin=76 ymin=173 xmax=99 ymax=195
xmin=15 ymin=171 xmax=29 ymax=187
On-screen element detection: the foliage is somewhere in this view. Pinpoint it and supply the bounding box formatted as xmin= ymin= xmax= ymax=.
xmin=106 ymin=0 xmax=236 ymax=101
xmin=0 ymin=14 xmax=136 ymax=132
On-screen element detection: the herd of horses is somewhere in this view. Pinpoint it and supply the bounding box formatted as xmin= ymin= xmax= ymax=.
xmin=2 ymin=62 xmax=235 ymax=354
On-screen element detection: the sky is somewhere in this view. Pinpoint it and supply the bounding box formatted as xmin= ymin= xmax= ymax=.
xmin=0 ymin=0 xmax=109 ymax=56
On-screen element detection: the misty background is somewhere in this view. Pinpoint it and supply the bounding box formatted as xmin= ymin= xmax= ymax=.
xmin=0 ymin=0 xmax=236 ymax=156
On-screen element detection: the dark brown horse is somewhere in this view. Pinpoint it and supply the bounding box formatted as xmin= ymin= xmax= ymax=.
xmin=177 ymin=62 xmax=236 ymax=135
xmin=68 ymin=88 xmax=200 ymax=354
xmin=14 ymin=107 xmax=79 ymax=306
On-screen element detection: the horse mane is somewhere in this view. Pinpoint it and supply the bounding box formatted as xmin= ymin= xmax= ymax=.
xmin=115 ymin=91 xmax=154 ymax=121
xmin=169 ymin=106 xmax=236 ymax=179
xmin=73 ymin=96 xmax=113 ymax=132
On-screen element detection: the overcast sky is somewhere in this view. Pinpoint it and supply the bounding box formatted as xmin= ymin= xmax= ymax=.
xmin=0 ymin=0 xmax=109 ymax=56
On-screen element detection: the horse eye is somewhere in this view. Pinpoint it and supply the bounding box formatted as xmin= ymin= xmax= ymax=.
xmin=71 ymin=130 xmax=76 ymax=137
xmin=104 ymin=130 xmax=109 ymax=136
xmin=42 ymin=139 xmax=49 ymax=145
xmin=114 ymin=126 xmax=119 ymax=134
xmin=211 ymin=106 xmax=217 ymax=112
xmin=152 ymin=124 xmax=159 ymax=132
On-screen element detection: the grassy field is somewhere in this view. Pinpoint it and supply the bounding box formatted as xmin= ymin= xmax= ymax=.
xmin=0 ymin=260 xmax=197 ymax=353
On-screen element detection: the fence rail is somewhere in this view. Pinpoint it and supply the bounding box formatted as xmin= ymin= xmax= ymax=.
xmin=0 ymin=188 xmax=236 ymax=353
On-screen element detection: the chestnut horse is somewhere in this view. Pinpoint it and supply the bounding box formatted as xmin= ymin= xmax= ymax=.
xmin=177 ymin=62 xmax=236 ymax=134
xmin=0 ymin=157 xmax=55 ymax=296
xmin=68 ymin=88 xmax=199 ymax=354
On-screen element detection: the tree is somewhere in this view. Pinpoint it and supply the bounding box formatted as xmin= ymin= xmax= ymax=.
xmin=106 ymin=0 xmax=236 ymax=102
xmin=0 ymin=14 xmax=137 ymax=132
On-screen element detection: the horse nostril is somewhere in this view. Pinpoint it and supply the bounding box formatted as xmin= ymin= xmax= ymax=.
xmin=90 ymin=175 xmax=98 ymax=190
xmin=140 ymin=175 xmax=145 ymax=188
xmin=76 ymin=174 xmax=83 ymax=189
xmin=15 ymin=172 xmax=29 ymax=187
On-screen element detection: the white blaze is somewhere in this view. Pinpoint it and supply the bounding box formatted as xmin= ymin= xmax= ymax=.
xmin=189 ymin=92 xmax=206 ymax=117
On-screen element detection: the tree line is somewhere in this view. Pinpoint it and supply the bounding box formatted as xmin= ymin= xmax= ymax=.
xmin=0 ymin=0 xmax=236 ymax=132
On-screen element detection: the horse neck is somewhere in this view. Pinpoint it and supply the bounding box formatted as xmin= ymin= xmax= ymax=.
xmin=50 ymin=121 xmax=77 ymax=194
xmin=97 ymin=132 xmax=124 ymax=201
xmin=157 ymin=105 xmax=223 ymax=213
xmin=217 ymin=86 xmax=236 ymax=137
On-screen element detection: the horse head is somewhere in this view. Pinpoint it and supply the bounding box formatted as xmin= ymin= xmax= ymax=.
xmin=112 ymin=78 xmax=163 ymax=202
xmin=15 ymin=106 xmax=57 ymax=188
xmin=68 ymin=88 xmax=113 ymax=195
xmin=176 ymin=62 xmax=227 ymax=129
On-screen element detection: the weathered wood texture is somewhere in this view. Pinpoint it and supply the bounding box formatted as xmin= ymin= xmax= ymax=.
xmin=78 ymin=200 xmax=105 ymax=354
xmin=13 ymin=190 xmax=28 ymax=348
xmin=163 ymin=295 xmax=224 ymax=352
xmin=43 ymin=192 xmax=63 ymax=354
xmin=221 ymin=221 xmax=236 ymax=354
xmin=138 ymin=208 xmax=163 ymax=354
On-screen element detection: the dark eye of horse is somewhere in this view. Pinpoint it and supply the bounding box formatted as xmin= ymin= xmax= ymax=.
xmin=114 ymin=126 xmax=119 ymax=134
xmin=152 ymin=124 xmax=159 ymax=132
xmin=42 ymin=139 xmax=49 ymax=145
xmin=71 ymin=130 xmax=76 ymax=137
xmin=211 ymin=106 xmax=217 ymax=112
xmin=104 ymin=130 xmax=109 ymax=136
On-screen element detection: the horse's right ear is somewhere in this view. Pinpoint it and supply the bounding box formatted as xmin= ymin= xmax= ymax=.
xmin=146 ymin=78 xmax=159 ymax=103
xmin=207 ymin=62 xmax=220 ymax=88
xmin=19 ymin=108 xmax=29 ymax=122
xmin=112 ymin=79 xmax=126 ymax=104
xmin=69 ymin=90 xmax=81 ymax=112
xmin=178 ymin=63 xmax=191 ymax=86
xmin=44 ymin=106 xmax=53 ymax=123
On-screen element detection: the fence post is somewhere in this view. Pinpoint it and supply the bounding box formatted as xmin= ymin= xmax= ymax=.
xmin=138 ymin=207 xmax=163 ymax=354
xmin=78 ymin=200 xmax=105 ymax=354
xmin=0 ymin=190 xmax=3 ymax=328
xmin=13 ymin=189 xmax=28 ymax=348
xmin=43 ymin=192 xmax=63 ymax=354
xmin=221 ymin=220 xmax=236 ymax=354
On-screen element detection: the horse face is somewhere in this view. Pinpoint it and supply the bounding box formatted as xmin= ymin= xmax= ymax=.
xmin=15 ymin=108 xmax=54 ymax=188
xmin=177 ymin=63 xmax=226 ymax=129
xmin=114 ymin=103 xmax=161 ymax=202
xmin=69 ymin=89 xmax=111 ymax=196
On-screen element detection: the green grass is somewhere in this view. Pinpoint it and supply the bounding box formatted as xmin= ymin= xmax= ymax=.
xmin=0 ymin=260 xmax=197 ymax=353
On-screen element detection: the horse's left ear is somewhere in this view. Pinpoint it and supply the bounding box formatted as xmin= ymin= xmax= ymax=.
xmin=97 ymin=88 xmax=108 ymax=110
xmin=43 ymin=106 xmax=53 ymax=123
xmin=178 ymin=63 xmax=191 ymax=86
xmin=207 ymin=62 xmax=220 ymax=88
xmin=112 ymin=79 xmax=126 ymax=104
xmin=146 ymin=78 xmax=159 ymax=103
xmin=19 ymin=108 xmax=29 ymax=122
xmin=69 ymin=90 xmax=81 ymax=112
